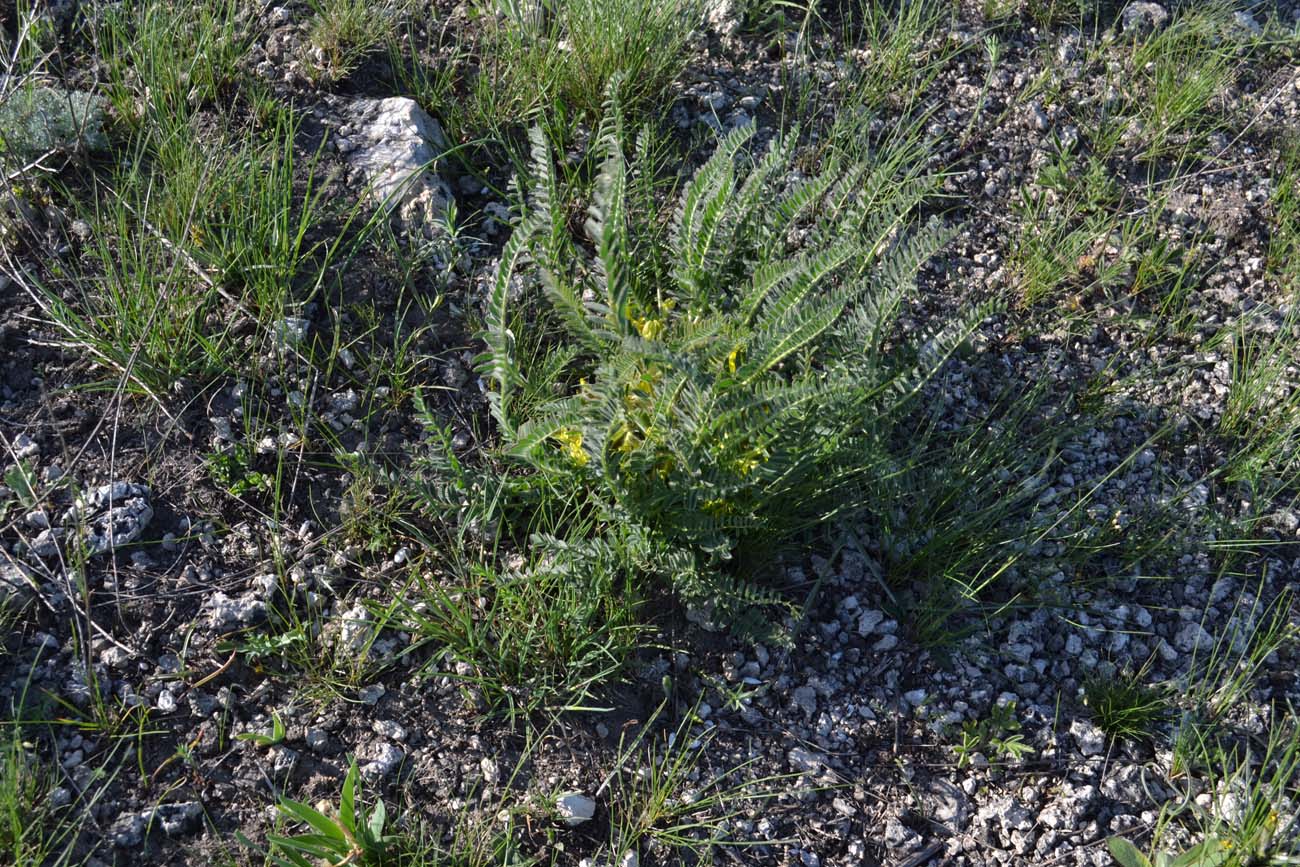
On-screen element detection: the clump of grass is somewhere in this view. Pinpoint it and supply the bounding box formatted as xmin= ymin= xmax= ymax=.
xmin=13 ymin=105 xmax=376 ymax=397
xmin=982 ymin=0 xmax=1100 ymax=27
xmin=307 ymin=0 xmax=413 ymax=82
xmin=1143 ymin=707 xmax=1300 ymax=866
xmin=1108 ymin=585 xmax=1300 ymax=863
xmin=1168 ymin=585 xmax=1298 ymax=780
xmin=97 ymin=0 xmax=249 ymax=131
xmin=17 ymin=121 xmax=274 ymax=392
xmin=1011 ymin=156 xmax=1123 ymax=306
xmin=1267 ymin=136 xmax=1300 ymax=290
xmin=849 ymin=0 xmax=955 ymax=112
xmin=1219 ymin=305 xmax=1300 ymax=494
xmin=1010 ymin=149 xmax=1204 ymax=315
xmin=0 ymin=730 xmax=64 ymax=867
xmin=871 ymin=384 xmax=1068 ymax=645
xmin=1121 ymin=2 xmax=1239 ymax=164
xmin=399 ymin=532 xmax=646 ymax=720
xmin=1084 ymin=666 xmax=1171 ymax=743
xmin=600 ymin=699 xmax=794 ymax=862
xmin=1185 ymin=586 xmax=1295 ymax=722
xmin=470 ymin=0 xmax=699 ymax=132
xmin=397 ymin=423 xmax=646 ymax=720
xmin=0 ymin=625 xmax=131 ymax=867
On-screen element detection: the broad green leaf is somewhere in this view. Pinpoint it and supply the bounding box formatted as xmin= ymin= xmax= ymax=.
xmin=1169 ymin=838 xmax=1229 ymax=867
xmin=339 ymin=759 xmax=358 ymax=832
xmin=1108 ymin=837 xmax=1153 ymax=867
xmin=278 ymin=798 xmax=345 ymax=843
xmin=367 ymin=797 xmax=387 ymax=842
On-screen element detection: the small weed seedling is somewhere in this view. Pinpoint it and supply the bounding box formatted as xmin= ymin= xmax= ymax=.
xmin=235 ymin=711 xmax=287 ymax=748
xmin=218 ymin=630 xmax=309 ymax=673
xmin=205 ymin=445 xmax=275 ymax=498
xmin=1 ymin=459 xmax=38 ymax=521
xmin=262 ymin=758 xmax=397 ymax=867
xmin=953 ymin=702 xmax=1033 ymax=768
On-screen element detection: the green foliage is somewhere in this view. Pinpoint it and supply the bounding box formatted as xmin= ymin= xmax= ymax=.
xmin=1181 ymin=587 xmax=1296 ymax=726
xmin=0 ymin=730 xmax=61 ymax=866
xmin=258 ymin=756 xmax=528 ymax=866
xmin=1110 ymin=599 xmax=1300 ymax=867
xmin=1220 ymin=309 xmax=1300 ymax=491
xmin=1267 ymin=137 xmax=1300 ymax=290
xmin=1084 ymin=666 xmax=1171 ymax=743
xmin=1133 ymin=708 xmax=1300 ymax=866
xmin=1195 ymin=712 xmax=1300 ymax=863
xmin=2 ymin=460 xmax=38 ymax=514
xmin=1108 ymin=835 xmax=1230 ymax=867
xmin=851 ymin=0 xmax=955 ymax=111
xmin=206 ymin=445 xmax=275 ymax=497
xmin=266 ymin=759 xmax=398 ymax=867
xmin=1122 ymin=3 xmax=1238 ymax=163
xmin=219 ymin=629 xmax=309 ymax=670
xmin=399 ymin=530 xmax=645 ymax=720
xmin=983 ymin=0 xmax=1095 ymax=27
xmin=308 ymin=0 xmax=413 ymax=82
xmin=1012 ymin=151 xmax=1202 ymax=312
xmin=0 ymin=661 xmax=126 ymax=867
xmin=869 ymin=384 xmax=1069 ymax=640
xmin=952 ymin=701 xmax=1033 ymax=768
xmin=236 ymin=711 xmax=287 ymax=748
xmin=479 ymin=104 xmax=984 ymax=629
xmin=469 ymin=0 xmax=699 ymax=132
xmin=23 ymin=107 xmax=363 ymax=396
xmin=0 ymin=85 xmax=107 ymax=162
xmin=600 ymin=699 xmax=795 ymax=860
xmin=98 ymin=0 xmax=249 ymax=134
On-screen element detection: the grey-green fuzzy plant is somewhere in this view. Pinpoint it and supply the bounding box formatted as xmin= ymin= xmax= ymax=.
xmin=478 ymin=103 xmax=989 ymax=630
xmin=0 ymin=85 xmax=107 ymax=163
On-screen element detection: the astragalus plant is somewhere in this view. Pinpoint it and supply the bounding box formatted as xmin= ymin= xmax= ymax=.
xmin=479 ymin=110 xmax=988 ymax=630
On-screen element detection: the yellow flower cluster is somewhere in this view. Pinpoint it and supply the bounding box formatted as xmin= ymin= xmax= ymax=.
xmin=553 ymin=428 xmax=588 ymax=466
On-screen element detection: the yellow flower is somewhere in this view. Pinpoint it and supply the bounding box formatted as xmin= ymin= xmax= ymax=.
xmin=611 ymin=423 xmax=636 ymax=454
xmin=726 ymin=346 xmax=742 ymax=374
xmin=703 ymin=498 xmax=732 ymax=515
xmin=634 ymin=316 xmax=664 ymax=340
xmin=553 ymin=429 xmax=588 ymax=466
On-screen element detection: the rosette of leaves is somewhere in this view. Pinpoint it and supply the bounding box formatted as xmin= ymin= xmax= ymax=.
xmin=479 ymin=102 xmax=989 ymax=627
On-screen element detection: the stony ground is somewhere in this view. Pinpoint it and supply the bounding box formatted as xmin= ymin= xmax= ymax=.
xmin=5 ymin=1 xmax=1300 ymax=866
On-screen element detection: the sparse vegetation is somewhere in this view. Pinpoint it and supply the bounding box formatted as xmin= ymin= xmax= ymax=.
xmin=4 ymin=0 xmax=1300 ymax=864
